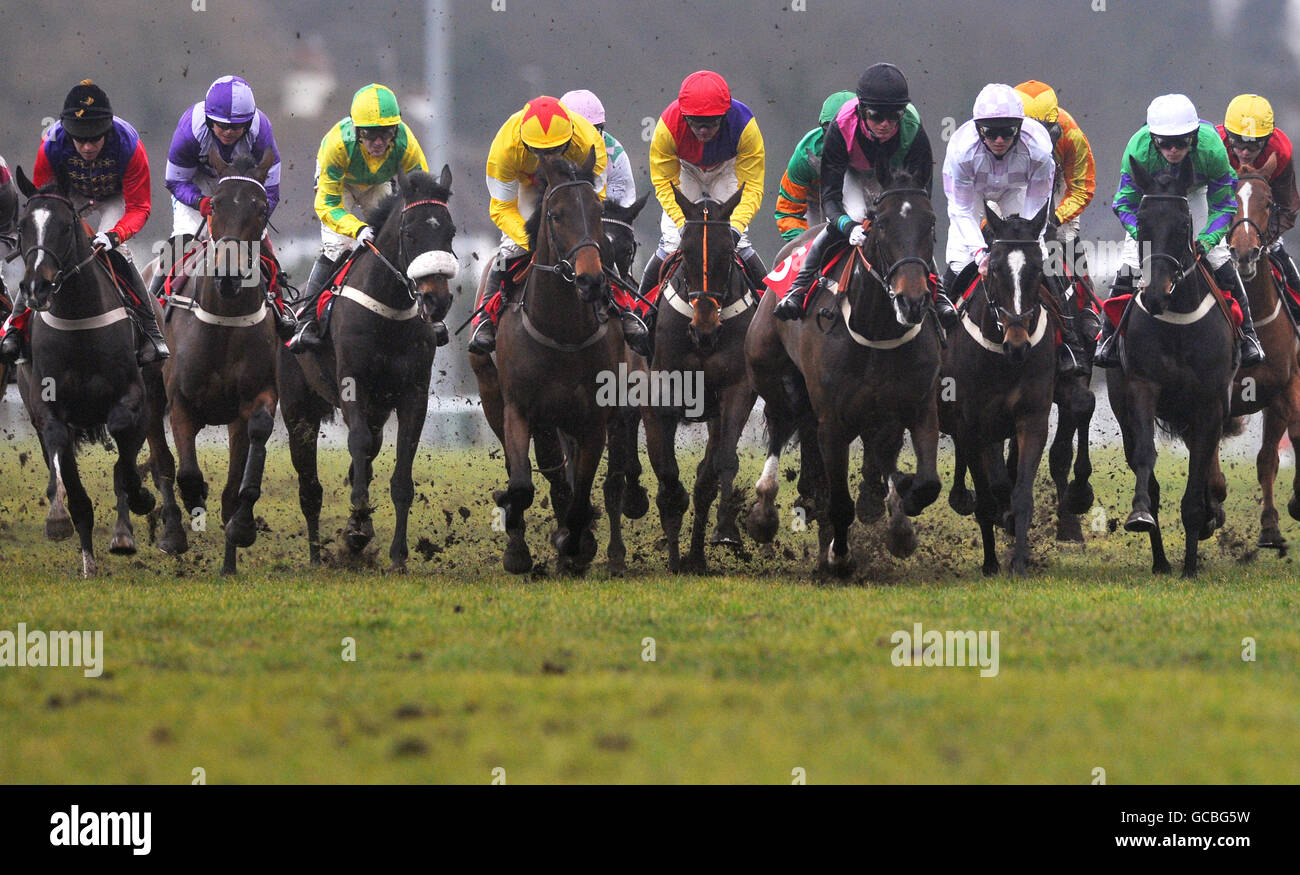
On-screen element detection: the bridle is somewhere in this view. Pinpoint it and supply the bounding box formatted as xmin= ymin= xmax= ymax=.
xmin=207 ymin=174 xmax=271 ymax=284
xmin=531 ymin=178 xmax=603 ymax=285
xmin=1228 ymin=173 xmax=1279 ymax=272
xmin=1137 ymin=193 xmax=1196 ymax=288
xmin=854 ymin=187 xmax=934 ymax=300
xmin=980 ymin=237 xmax=1043 ymax=338
xmin=601 ymin=215 xmax=638 ymax=279
xmin=680 ymin=202 xmax=739 ymax=309
xmin=359 ymin=195 xmax=453 ymax=301
xmin=20 ymin=192 xmax=100 ymax=292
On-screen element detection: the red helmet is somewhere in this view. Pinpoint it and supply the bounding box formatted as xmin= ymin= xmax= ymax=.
xmin=678 ymin=70 xmax=731 ymax=116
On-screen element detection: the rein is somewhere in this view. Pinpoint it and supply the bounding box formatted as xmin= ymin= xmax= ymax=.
xmin=530 ymin=179 xmax=602 ymax=284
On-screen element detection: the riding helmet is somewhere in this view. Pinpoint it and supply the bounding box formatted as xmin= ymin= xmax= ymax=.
xmin=678 ymin=71 xmax=731 ymax=117
xmin=60 ymin=79 xmax=114 ymax=139
xmin=205 ymin=75 xmax=257 ymax=126
xmin=1224 ymin=94 xmax=1274 ymax=141
xmin=856 ymin=63 xmax=910 ymax=110
xmin=520 ymin=96 xmax=574 ymax=150
xmin=560 ymin=89 xmax=605 ymax=126
xmin=350 ymin=84 xmax=402 ymax=128
xmin=1146 ymin=94 xmax=1199 ymax=137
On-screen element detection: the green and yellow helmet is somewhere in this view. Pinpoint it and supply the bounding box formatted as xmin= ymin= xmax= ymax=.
xmin=350 ymin=83 xmax=402 ymax=128
xmin=819 ymin=91 xmax=856 ymax=126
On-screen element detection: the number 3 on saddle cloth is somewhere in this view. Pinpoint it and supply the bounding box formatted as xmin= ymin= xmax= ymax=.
xmin=157 ymin=240 xmax=293 ymax=322
xmin=764 ymin=240 xmax=934 ymax=314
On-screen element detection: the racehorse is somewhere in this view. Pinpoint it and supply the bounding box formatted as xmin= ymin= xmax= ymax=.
xmin=277 ymin=165 xmax=458 ymax=570
xmin=1224 ymin=158 xmax=1300 ymax=552
xmin=639 ymin=185 xmax=759 ymax=572
xmin=1106 ymin=157 xmax=1235 ymax=575
xmin=939 ymin=202 xmax=1057 ymax=575
xmin=152 ymin=150 xmax=278 ymax=574
xmin=745 ymin=167 xmax=942 ymax=576
xmin=12 ymin=166 xmax=160 ymax=577
xmin=492 ymin=149 xmax=617 ymax=574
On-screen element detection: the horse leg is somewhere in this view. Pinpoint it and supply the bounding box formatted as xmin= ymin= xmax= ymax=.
xmin=1181 ymin=423 xmax=1221 ymax=577
xmin=170 ymin=397 xmax=208 ymax=528
xmin=900 ymin=398 xmax=942 ymax=517
xmin=1009 ymin=417 xmax=1051 ymax=575
xmin=644 ymin=409 xmax=688 ymax=572
xmin=44 ymin=440 xmax=73 ymax=540
xmin=746 ymin=394 xmax=796 ymax=545
xmin=1257 ymin=402 xmax=1289 ymax=551
xmin=818 ymin=425 xmax=856 ymax=577
xmin=341 ymin=402 xmax=377 ymax=555
xmin=533 ymin=429 xmax=571 ymax=533
xmin=602 ymin=412 xmax=630 ymax=574
xmin=218 ymin=419 xmax=252 ymax=575
xmin=285 ymin=412 xmax=324 ymax=567
xmin=556 ymin=424 xmax=605 ymax=575
xmin=684 ymin=420 xmax=720 ymax=573
xmin=106 ymin=392 xmax=149 ymax=556
xmin=964 ymin=430 xmax=1000 ymax=576
xmin=44 ymin=421 xmax=96 ymax=578
xmin=1122 ymin=385 xmax=1160 ymax=534
xmin=501 ymin=403 xmax=535 ymax=574
xmin=1065 ymin=380 xmax=1097 ymax=515
xmin=225 ymin=394 xmax=277 ymax=566
xmin=388 ymin=391 xmax=425 ymax=573
xmin=710 ymin=384 xmax=754 ymax=549
xmin=948 ymin=440 xmax=976 ymax=517
xmin=144 ymin=368 xmax=186 ymax=555
xmin=1048 ymin=398 xmax=1082 ymax=542
xmin=621 ymin=410 xmax=650 ymax=520
xmin=856 ymin=439 xmax=884 ymax=524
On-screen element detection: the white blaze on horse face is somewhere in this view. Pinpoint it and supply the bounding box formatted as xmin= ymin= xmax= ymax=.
xmin=30 ymin=207 xmax=52 ymax=275
xmin=1006 ymin=249 xmax=1027 ymax=314
xmin=1238 ymin=184 xmax=1252 ymax=239
xmin=900 ymin=201 xmax=911 ymax=218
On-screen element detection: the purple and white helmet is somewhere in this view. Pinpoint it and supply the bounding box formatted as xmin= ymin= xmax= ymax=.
xmin=560 ymin=89 xmax=605 ymax=126
xmin=204 ymin=75 xmax=257 ymax=126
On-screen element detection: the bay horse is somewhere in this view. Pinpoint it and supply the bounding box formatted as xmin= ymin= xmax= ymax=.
xmin=493 ymin=149 xmax=616 ymax=574
xmin=639 ymin=185 xmax=759 ymax=572
xmin=153 ymin=150 xmax=278 ymax=574
xmin=1224 ymin=158 xmax=1300 ymax=552
xmin=1106 ymin=157 xmax=1235 ymax=575
xmin=278 ymin=165 xmax=458 ymax=570
xmin=12 ymin=166 xmax=159 ymax=577
xmin=745 ymin=167 xmax=942 ymax=576
xmin=939 ymin=202 xmax=1057 ymax=575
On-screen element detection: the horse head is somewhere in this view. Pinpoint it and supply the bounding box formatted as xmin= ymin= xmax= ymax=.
xmin=1130 ymin=156 xmax=1196 ymax=315
xmin=1229 ymin=153 xmax=1278 ymax=281
xmin=208 ymin=148 xmax=273 ymax=297
xmin=673 ymin=182 xmax=744 ymax=351
xmin=387 ymin=163 xmax=457 ymax=323
xmin=862 ymin=165 xmax=936 ymax=327
xmin=14 ymin=164 xmax=85 ymax=312
xmin=531 ymin=148 xmax=605 ymax=303
xmin=602 ymin=190 xmax=650 ymax=283
xmin=982 ymin=200 xmax=1050 ymax=365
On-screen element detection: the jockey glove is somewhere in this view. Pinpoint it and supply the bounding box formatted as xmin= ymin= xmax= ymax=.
xmin=92 ymin=231 xmax=120 ymax=251
xmin=198 ymin=197 xmax=213 ymax=217
xmin=849 ymin=225 xmax=868 ymax=247
xmin=356 ymin=225 xmax=375 ymax=245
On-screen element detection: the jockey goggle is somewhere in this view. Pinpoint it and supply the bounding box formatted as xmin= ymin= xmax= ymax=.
xmin=525 ymin=142 xmax=569 ymax=158
xmin=977 ymin=123 xmax=1020 ymax=141
xmin=357 ymin=125 xmax=399 ymax=142
xmin=208 ymin=119 xmax=248 ymax=132
xmin=684 ymin=115 xmax=724 ymax=132
xmin=1152 ymin=132 xmax=1197 ymax=151
xmin=1227 ymin=131 xmax=1270 ymax=151
xmin=69 ymin=133 xmax=106 ymax=145
xmin=863 ymin=107 xmax=903 ymax=122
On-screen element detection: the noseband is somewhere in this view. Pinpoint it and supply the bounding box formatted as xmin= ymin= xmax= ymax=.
xmin=981 ymin=238 xmax=1043 ymax=337
xmin=532 ymin=178 xmax=602 ymax=284
xmin=21 ymin=192 xmax=100 ymax=290
xmin=358 ymin=195 xmax=453 ymax=301
xmin=857 ymin=187 xmax=933 ymax=297
xmin=1137 ymin=193 xmax=1195 ymax=288
xmin=681 ymin=204 xmax=738 ymax=307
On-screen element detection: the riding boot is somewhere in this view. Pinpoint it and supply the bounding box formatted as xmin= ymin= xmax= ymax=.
xmin=1049 ymin=274 xmax=1089 ymax=378
xmin=1214 ymin=260 xmax=1266 ymax=367
xmin=466 ymin=265 xmax=510 ymax=356
xmin=633 ymin=252 xmax=666 ymax=338
xmin=1272 ymin=242 xmax=1300 ymax=323
xmin=741 ymin=249 xmax=768 ymax=293
xmin=286 ymin=254 xmax=338 ymax=353
xmin=111 ymin=255 xmax=169 ymax=364
xmin=932 ymin=263 xmax=960 ymax=330
xmin=1094 ymin=273 xmax=1136 ymax=369
xmin=617 ymin=305 xmax=653 ymax=358
xmin=0 ymin=314 xmax=21 ymax=365
xmin=774 ymin=227 xmax=832 ymax=320
xmin=258 ymin=241 xmax=299 ymax=341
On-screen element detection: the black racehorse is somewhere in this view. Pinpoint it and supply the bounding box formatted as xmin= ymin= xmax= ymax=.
xmin=746 ymin=167 xmax=942 ymax=576
xmin=1107 ymin=158 xmax=1235 ymax=576
xmin=940 ymin=203 xmax=1058 ymax=575
xmin=278 ymin=165 xmax=458 ymax=570
xmin=12 ymin=166 xmax=161 ymax=576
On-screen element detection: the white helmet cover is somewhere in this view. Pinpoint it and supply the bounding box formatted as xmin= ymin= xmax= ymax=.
xmin=972 ymin=84 xmax=1024 ymax=122
xmin=1146 ymin=94 xmax=1199 ymax=137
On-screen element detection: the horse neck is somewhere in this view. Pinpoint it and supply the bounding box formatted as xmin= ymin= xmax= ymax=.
xmin=193 ymin=236 xmax=265 ymax=313
xmin=52 ymin=252 xmax=121 ymax=320
xmin=524 ymin=228 xmax=599 ymax=340
xmin=351 ymin=223 xmax=408 ymax=306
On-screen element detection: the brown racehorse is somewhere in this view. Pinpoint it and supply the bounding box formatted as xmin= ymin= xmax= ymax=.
xmin=639 ymin=185 xmax=759 ymax=572
xmin=746 ymin=168 xmax=942 ymax=576
xmin=152 ymin=150 xmax=277 ymax=574
xmin=492 ymin=149 xmax=617 ymax=574
xmin=1223 ymin=158 xmax=1300 ymax=552
xmin=939 ymin=203 xmax=1057 ymax=575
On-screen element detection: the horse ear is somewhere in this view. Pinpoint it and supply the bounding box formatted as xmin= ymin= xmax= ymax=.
xmin=1028 ymin=199 xmax=1051 ymax=238
xmin=720 ymin=182 xmax=745 ymax=219
xmin=671 ymin=182 xmax=694 ymax=216
xmin=628 ymin=189 xmax=651 ymax=221
xmin=1176 ymin=154 xmax=1194 ymax=190
xmin=437 ymin=163 xmax=453 ymax=191
xmin=876 ymin=160 xmax=893 ymax=190
xmin=982 ymin=200 xmax=1005 ymax=242
xmin=1259 ymin=153 xmax=1278 ymax=179
xmin=208 ymin=146 xmax=229 ymax=176
xmin=15 ymin=165 xmax=37 ymax=198
xmin=54 ymin=164 xmax=72 ymax=198
xmin=396 ymin=162 xmax=410 ymax=195
xmin=1127 ymin=155 xmax=1153 ymax=192
xmin=252 ymin=147 xmax=275 ymax=182
xmin=581 ymin=145 xmax=598 ymax=178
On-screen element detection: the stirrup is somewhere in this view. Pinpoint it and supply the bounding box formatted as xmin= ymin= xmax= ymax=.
xmin=774 ymin=289 xmax=807 ymax=320
xmin=467 ymin=321 xmax=496 ymax=355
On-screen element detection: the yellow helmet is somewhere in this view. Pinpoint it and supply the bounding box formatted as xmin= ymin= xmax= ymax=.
xmin=1224 ymin=94 xmax=1274 ymax=140
xmin=519 ymin=96 xmax=573 ymax=149
xmin=350 ymin=83 xmax=402 ymax=128
xmin=1014 ymin=80 xmax=1059 ymax=124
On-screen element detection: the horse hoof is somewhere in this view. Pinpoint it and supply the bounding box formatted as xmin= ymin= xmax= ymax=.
xmin=826 ymin=540 xmax=856 ymax=577
xmin=856 ymin=491 xmax=886 ymax=524
xmin=503 ymin=541 xmax=533 ymax=575
xmin=129 ymin=488 xmax=156 ymax=516
xmin=226 ymin=519 xmax=257 ymax=549
xmin=1124 ymin=510 xmax=1156 ymax=533
xmin=45 ymin=516 xmax=74 ymax=541
xmin=623 ymin=484 xmax=650 ymax=520
xmin=948 ymin=487 xmax=975 ymax=517
xmin=900 ymin=480 xmax=940 ymax=517
xmin=607 ymin=554 xmax=627 ymax=575
xmin=1198 ymin=520 xmax=1218 ymax=541
xmin=108 ymin=535 xmax=136 ymax=556
xmin=82 ymin=553 xmax=98 ymax=579
xmin=1289 ymin=494 xmax=1300 ymax=522
xmin=709 ymin=524 xmax=742 ymax=547
xmin=1064 ymin=480 xmax=1095 ymax=515
xmin=1153 ymin=558 xmax=1173 ymax=575
xmin=388 ymin=559 xmax=408 ymax=574
xmin=1056 ymin=517 xmax=1084 ymax=543
xmin=745 ymin=503 xmax=779 ymax=543
xmin=158 ymin=532 xmax=189 ymax=556
xmin=886 ymin=519 xmax=917 ymax=559
xmin=981 ymin=561 xmax=1000 ymax=577
xmin=1258 ymin=527 xmax=1287 ymax=551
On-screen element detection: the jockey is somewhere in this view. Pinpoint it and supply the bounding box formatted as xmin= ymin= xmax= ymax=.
xmin=773 ymin=89 xmax=855 ymax=241
xmin=156 ymin=75 xmax=294 ymax=338
xmin=469 ymin=95 xmax=650 ymax=357
xmin=559 ymin=89 xmax=637 ymax=208
xmin=941 ymin=83 xmax=1088 ymax=377
xmin=635 ymin=70 xmax=767 ymax=306
xmin=1096 ymin=93 xmax=1264 ymax=368
xmin=774 ymin=63 xmax=944 ymax=322
xmin=0 ymin=157 xmax=16 ymax=334
xmin=1013 ymin=80 xmax=1095 ymax=246
xmin=1217 ymin=93 xmax=1300 ymax=322
xmin=287 ymin=84 xmax=428 ymax=353
xmin=1 ymin=80 xmax=168 ymax=367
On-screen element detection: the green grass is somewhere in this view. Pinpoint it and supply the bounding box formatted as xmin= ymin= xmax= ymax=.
xmin=0 ymin=434 xmax=1297 ymax=783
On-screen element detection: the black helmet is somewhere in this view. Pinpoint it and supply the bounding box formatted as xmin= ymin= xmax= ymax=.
xmin=856 ymin=63 xmax=910 ymax=111
xmin=60 ymin=79 xmax=114 ymax=139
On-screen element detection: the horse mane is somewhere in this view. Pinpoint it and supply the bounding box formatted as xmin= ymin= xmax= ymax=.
xmin=365 ymin=170 xmax=453 ymax=230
